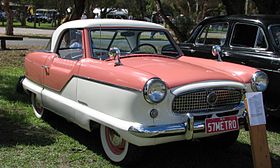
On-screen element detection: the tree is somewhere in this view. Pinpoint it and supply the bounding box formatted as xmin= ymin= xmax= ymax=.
xmin=71 ymin=0 xmax=86 ymax=20
xmin=253 ymin=0 xmax=280 ymax=14
xmin=3 ymin=0 xmax=13 ymax=35
xmin=221 ymin=0 xmax=245 ymax=15
xmin=153 ymin=0 xmax=210 ymax=42
xmin=155 ymin=0 xmax=185 ymax=42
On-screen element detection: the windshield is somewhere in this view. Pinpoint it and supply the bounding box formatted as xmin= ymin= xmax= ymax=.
xmin=270 ymin=25 xmax=280 ymax=49
xmin=90 ymin=29 xmax=179 ymax=60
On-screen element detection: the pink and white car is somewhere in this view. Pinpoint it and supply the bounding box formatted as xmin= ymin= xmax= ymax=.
xmin=21 ymin=19 xmax=268 ymax=164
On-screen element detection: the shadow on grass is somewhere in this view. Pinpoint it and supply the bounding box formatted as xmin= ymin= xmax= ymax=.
xmin=0 ymin=109 xmax=57 ymax=147
xmin=0 ymin=73 xmax=29 ymax=104
xmin=44 ymin=112 xmax=104 ymax=155
xmin=44 ymin=112 xmax=280 ymax=168
xmin=0 ymin=72 xmax=57 ymax=147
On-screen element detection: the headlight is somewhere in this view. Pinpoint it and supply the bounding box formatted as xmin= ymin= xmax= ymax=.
xmin=144 ymin=78 xmax=167 ymax=104
xmin=251 ymin=71 xmax=268 ymax=92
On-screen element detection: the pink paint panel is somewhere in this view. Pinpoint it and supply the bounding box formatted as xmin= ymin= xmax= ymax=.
xmin=24 ymin=52 xmax=52 ymax=85
xmin=78 ymin=58 xmax=155 ymax=91
xmin=178 ymin=56 xmax=258 ymax=83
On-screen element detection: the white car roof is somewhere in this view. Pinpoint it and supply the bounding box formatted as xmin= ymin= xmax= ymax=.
xmin=51 ymin=19 xmax=165 ymax=51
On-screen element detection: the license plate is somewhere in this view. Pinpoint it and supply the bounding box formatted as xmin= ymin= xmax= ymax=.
xmin=205 ymin=116 xmax=239 ymax=133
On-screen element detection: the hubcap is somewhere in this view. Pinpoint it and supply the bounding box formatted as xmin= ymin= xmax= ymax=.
xmin=105 ymin=127 xmax=125 ymax=155
xmin=33 ymin=95 xmax=43 ymax=115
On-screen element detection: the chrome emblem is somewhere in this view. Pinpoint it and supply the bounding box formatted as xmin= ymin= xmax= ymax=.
xmin=207 ymin=91 xmax=217 ymax=106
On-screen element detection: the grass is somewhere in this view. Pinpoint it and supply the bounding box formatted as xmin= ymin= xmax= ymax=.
xmin=0 ymin=20 xmax=56 ymax=29
xmin=0 ymin=46 xmax=280 ymax=167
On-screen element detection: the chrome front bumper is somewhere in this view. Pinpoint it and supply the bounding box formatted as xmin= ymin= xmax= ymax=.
xmin=128 ymin=111 xmax=248 ymax=140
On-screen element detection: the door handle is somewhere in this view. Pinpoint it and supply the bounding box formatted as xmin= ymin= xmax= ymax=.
xmin=41 ymin=65 xmax=50 ymax=75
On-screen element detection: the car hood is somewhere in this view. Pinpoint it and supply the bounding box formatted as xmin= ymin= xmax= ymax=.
xmin=120 ymin=55 xmax=255 ymax=89
xmin=79 ymin=56 xmax=257 ymax=91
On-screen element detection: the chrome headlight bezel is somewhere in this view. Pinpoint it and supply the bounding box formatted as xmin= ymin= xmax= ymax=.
xmin=143 ymin=78 xmax=167 ymax=104
xmin=251 ymin=71 xmax=269 ymax=92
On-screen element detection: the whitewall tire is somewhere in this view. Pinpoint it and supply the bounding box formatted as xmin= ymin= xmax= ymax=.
xmin=100 ymin=125 xmax=130 ymax=163
xmin=31 ymin=93 xmax=45 ymax=119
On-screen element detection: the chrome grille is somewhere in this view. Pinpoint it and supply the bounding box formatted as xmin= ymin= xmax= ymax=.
xmin=172 ymin=89 xmax=243 ymax=113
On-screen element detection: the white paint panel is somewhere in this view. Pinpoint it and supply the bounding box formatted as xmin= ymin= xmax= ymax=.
xmin=22 ymin=78 xmax=43 ymax=95
xmin=76 ymin=78 xmax=155 ymax=125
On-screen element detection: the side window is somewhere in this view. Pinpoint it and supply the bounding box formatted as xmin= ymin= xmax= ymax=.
xmin=196 ymin=22 xmax=228 ymax=46
xmin=231 ymin=23 xmax=267 ymax=49
xmin=57 ymin=29 xmax=83 ymax=60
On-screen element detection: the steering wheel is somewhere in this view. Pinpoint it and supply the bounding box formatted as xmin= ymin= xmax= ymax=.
xmin=130 ymin=43 xmax=157 ymax=54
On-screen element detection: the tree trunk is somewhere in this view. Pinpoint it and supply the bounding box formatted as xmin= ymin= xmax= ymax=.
xmin=253 ymin=0 xmax=280 ymax=14
xmin=71 ymin=0 xmax=86 ymax=20
xmin=155 ymin=0 xmax=185 ymax=42
xmin=222 ymin=0 xmax=246 ymax=15
xmin=3 ymin=0 xmax=13 ymax=35
xmin=20 ymin=6 xmax=27 ymax=26
xmin=138 ymin=0 xmax=146 ymax=20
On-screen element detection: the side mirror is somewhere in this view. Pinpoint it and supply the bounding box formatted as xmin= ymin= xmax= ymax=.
xmin=108 ymin=47 xmax=122 ymax=66
xmin=212 ymin=45 xmax=222 ymax=62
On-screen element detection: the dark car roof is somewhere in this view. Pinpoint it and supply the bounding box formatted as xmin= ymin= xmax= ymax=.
xmin=201 ymin=15 xmax=280 ymax=27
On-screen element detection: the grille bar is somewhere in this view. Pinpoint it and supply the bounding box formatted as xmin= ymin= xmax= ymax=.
xmin=172 ymin=89 xmax=243 ymax=114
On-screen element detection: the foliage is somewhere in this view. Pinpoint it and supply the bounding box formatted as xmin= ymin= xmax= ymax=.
xmin=253 ymin=0 xmax=280 ymax=14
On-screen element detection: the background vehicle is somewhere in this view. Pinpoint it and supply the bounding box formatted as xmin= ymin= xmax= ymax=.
xmin=27 ymin=8 xmax=57 ymax=23
xmin=180 ymin=15 xmax=280 ymax=116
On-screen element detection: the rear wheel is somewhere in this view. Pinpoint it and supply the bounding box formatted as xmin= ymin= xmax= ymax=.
xmin=31 ymin=93 xmax=45 ymax=119
xmin=100 ymin=125 xmax=139 ymax=165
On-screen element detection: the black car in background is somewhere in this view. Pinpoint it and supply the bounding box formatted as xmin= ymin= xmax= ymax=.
xmin=180 ymin=15 xmax=280 ymax=116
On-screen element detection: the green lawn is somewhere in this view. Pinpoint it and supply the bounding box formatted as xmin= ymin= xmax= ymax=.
xmin=0 ymin=46 xmax=280 ymax=167
xmin=0 ymin=20 xmax=56 ymax=29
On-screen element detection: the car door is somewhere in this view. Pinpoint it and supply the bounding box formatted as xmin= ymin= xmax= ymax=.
xmin=184 ymin=22 xmax=229 ymax=59
xmin=42 ymin=28 xmax=84 ymax=120
xmin=43 ymin=29 xmax=83 ymax=91
xmin=223 ymin=22 xmax=280 ymax=110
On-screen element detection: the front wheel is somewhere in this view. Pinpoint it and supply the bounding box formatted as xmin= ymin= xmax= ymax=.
xmin=100 ymin=125 xmax=140 ymax=165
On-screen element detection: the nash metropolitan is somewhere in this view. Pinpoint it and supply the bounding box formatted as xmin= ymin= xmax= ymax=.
xmin=20 ymin=19 xmax=268 ymax=164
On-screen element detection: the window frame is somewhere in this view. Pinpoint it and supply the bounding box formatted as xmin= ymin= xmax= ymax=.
xmin=195 ymin=22 xmax=229 ymax=46
xmin=268 ymin=24 xmax=280 ymax=50
xmin=89 ymin=27 xmax=182 ymax=59
xmin=56 ymin=28 xmax=84 ymax=60
xmin=229 ymin=22 xmax=268 ymax=50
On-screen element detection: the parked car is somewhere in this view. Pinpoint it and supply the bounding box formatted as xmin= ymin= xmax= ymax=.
xmin=180 ymin=15 xmax=280 ymax=116
xmin=20 ymin=19 xmax=267 ymax=164
xmin=27 ymin=9 xmax=57 ymax=23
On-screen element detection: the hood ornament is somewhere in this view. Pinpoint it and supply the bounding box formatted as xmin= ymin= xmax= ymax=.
xmin=212 ymin=45 xmax=223 ymax=62
xmin=109 ymin=47 xmax=122 ymax=66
